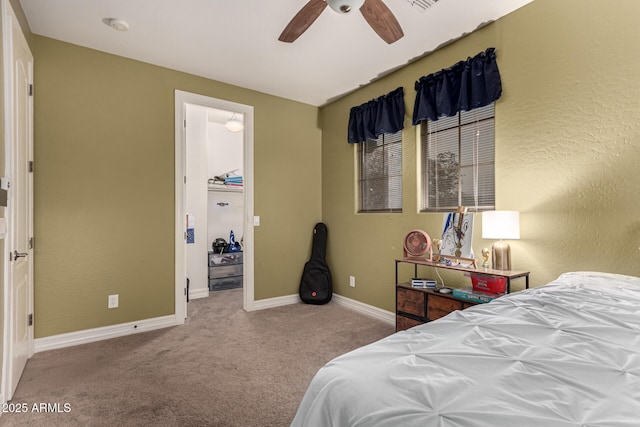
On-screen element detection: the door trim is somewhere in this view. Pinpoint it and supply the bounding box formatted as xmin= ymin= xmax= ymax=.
xmin=174 ymin=90 xmax=255 ymax=319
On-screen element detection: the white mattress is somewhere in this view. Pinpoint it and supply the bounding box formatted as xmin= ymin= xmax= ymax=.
xmin=291 ymin=272 xmax=640 ymax=427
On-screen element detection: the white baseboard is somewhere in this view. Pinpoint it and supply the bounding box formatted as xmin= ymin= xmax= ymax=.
xmin=332 ymin=294 xmax=395 ymax=325
xmin=189 ymin=287 xmax=209 ymax=300
xmin=34 ymin=315 xmax=178 ymax=353
xmin=33 ymin=294 xmax=393 ymax=353
xmin=252 ymin=293 xmax=300 ymax=310
xmin=251 ymin=292 xmax=395 ymax=326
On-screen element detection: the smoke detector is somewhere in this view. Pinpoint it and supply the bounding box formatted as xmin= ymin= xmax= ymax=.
xmin=103 ymin=18 xmax=130 ymax=32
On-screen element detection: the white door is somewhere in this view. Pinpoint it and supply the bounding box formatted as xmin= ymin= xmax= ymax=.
xmin=3 ymin=0 xmax=34 ymax=400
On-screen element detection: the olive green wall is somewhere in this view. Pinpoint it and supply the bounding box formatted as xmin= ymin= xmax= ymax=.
xmin=320 ymin=0 xmax=640 ymax=313
xmin=32 ymin=36 xmax=321 ymax=338
xmin=16 ymin=0 xmax=640 ymax=337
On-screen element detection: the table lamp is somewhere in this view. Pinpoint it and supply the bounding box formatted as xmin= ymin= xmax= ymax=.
xmin=482 ymin=211 xmax=520 ymax=270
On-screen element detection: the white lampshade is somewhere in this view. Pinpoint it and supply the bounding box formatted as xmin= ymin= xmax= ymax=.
xmin=482 ymin=211 xmax=520 ymax=240
xmin=327 ymin=0 xmax=365 ymax=13
xmin=224 ymin=113 xmax=244 ymax=133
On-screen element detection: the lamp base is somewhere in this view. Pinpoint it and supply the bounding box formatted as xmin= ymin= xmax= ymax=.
xmin=491 ymin=240 xmax=511 ymax=270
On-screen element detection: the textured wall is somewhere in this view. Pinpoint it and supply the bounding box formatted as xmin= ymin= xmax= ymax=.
xmin=32 ymin=36 xmax=321 ymax=337
xmin=320 ymin=0 xmax=640 ymax=312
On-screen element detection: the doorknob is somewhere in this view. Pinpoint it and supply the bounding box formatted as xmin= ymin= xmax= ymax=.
xmin=13 ymin=250 xmax=28 ymax=260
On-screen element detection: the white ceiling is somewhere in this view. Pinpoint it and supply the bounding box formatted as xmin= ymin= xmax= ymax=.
xmin=19 ymin=0 xmax=533 ymax=107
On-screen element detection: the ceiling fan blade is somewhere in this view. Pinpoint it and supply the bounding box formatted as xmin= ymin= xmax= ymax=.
xmin=360 ymin=0 xmax=404 ymax=44
xmin=279 ymin=0 xmax=328 ymax=43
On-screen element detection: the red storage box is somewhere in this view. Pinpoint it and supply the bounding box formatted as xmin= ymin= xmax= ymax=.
xmin=471 ymin=274 xmax=506 ymax=294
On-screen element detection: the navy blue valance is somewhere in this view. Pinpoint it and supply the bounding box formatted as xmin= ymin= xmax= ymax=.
xmin=348 ymin=87 xmax=405 ymax=144
xmin=412 ymin=48 xmax=502 ymax=124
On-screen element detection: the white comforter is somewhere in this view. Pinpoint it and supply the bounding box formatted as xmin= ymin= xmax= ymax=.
xmin=291 ymin=272 xmax=640 ymax=427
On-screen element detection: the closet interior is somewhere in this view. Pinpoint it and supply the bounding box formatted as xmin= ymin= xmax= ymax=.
xmin=185 ymin=104 xmax=244 ymax=298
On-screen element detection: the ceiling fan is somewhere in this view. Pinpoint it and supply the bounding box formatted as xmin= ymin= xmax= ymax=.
xmin=279 ymin=0 xmax=404 ymax=44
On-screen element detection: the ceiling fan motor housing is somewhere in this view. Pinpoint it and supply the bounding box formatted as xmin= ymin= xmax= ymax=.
xmin=327 ymin=0 xmax=365 ymax=13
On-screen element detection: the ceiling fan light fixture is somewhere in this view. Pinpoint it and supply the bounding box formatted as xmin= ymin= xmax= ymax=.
xmin=327 ymin=0 xmax=365 ymax=14
xmin=224 ymin=113 xmax=244 ymax=133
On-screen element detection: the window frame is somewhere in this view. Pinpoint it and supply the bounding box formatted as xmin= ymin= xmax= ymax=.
xmin=420 ymin=103 xmax=495 ymax=213
xmin=357 ymin=130 xmax=403 ymax=214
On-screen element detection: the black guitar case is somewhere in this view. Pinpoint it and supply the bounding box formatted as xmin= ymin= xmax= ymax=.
xmin=299 ymin=223 xmax=332 ymax=305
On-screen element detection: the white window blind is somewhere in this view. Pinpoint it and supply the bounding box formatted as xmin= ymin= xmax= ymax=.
xmin=358 ymin=130 xmax=402 ymax=213
xmin=420 ymin=104 xmax=495 ymax=212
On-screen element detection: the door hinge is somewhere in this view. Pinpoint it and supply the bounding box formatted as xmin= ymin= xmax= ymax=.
xmin=183 ymin=176 xmax=186 ymax=184
xmin=28 ymin=84 xmax=33 ymax=96
xmin=28 ymin=237 xmax=34 ymax=249
xmin=28 ymin=313 xmax=33 ymax=326
xmin=183 ymin=119 xmax=186 ymax=128
xmin=28 ymin=161 xmax=34 ymax=173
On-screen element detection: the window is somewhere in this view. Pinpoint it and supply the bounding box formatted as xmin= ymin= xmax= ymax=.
xmin=420 ymin=103 xmax=495 ymax=212
xmin=358 ymin=130 xmax=402 ymax=213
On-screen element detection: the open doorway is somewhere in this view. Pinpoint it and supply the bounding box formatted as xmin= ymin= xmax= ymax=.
xmin=174 ymin=91 xmax=255 ymax=321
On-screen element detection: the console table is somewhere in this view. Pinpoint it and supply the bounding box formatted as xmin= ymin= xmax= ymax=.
xmin=395 ymin=258 xmax=530 ymax=332
xmin=395 ymin=258 xmax=530 ymax=293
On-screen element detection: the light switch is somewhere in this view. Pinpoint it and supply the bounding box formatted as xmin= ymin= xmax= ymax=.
xmin=253 ymin=216 xmax=260 ymax=226
xmin=108 ymin=294 xmax=119 ymax=309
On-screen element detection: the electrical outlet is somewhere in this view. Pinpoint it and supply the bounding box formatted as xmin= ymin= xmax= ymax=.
xmin=349 ymin=276 xmax=356 ymax=288
xmin=108 ymin=294 xmax=119 ymax=309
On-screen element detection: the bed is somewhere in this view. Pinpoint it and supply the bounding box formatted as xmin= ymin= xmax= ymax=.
xmin=291 ymin=272 xmax=640 ymax=427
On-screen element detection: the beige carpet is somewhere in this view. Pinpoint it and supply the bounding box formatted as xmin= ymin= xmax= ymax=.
xmin=1 ymin=289 xmax=394 ymax=426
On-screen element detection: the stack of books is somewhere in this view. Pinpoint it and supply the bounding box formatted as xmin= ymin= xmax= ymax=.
xmin=411 ymin=278 xmax=437 ymax=289
xmin=452 ymin=287 xmax=502 ymax=304
xmin=210 ymin=171 xmax=244 ymax=189
xmin=224 ymin=175 xmax=243 ymax=188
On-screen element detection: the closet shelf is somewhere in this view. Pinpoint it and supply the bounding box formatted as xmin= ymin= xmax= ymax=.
xmin=208 ymin=184 xmax=243 ymax=193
